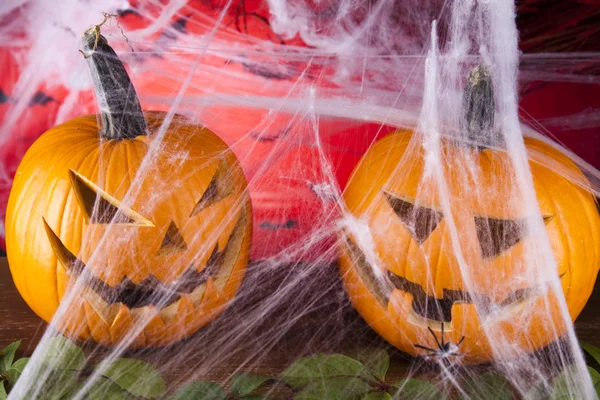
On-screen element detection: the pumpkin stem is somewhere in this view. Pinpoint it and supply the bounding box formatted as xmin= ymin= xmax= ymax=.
xmin=82 ymin=20 xmax=146 ymax=140
xmin=461 ymin=65 xmax=499 ymax=149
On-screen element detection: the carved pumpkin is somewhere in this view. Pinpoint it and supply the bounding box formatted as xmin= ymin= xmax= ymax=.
xmin=339 ymin=67 xmax=600 ymax=363
xmin=5 ymin=27 xmax=252 ymax=347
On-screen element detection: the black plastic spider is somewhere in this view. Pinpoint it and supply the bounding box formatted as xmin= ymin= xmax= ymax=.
xmin=414 ymin=323 xmax=465 ymax=360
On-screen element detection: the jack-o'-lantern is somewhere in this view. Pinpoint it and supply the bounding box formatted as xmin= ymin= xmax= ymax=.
xmin=339 ymin=66 xmax=600 ymax=363
xmin=5 ymin=25 xmax=252 ymax=347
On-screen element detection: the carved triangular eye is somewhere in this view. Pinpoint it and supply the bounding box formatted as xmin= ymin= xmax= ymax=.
xmin=190 ymin=161 xmax=234 ymax=217
xmin=193 ymin=178 xmax=218 ymax=213
xmin=156 ymin=221 xmax=187 ymax=255
xmin=474 ymin=215 xmax=553 ymax=259
xmin=69 ymin=169 xmax=153 ymax=226
xmin=383 ymin=191 xmax=443 ymax=244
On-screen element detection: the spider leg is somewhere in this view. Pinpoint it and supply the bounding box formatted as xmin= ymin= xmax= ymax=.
xmin=427 ymin=326 xmax=443 ymax=350
xmin=414 ymin=344 xmax=437 ymax=352
xmin=456 ymin=335 xmax=466 ymax=347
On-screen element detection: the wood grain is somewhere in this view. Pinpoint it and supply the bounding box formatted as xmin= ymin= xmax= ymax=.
xmin=1 ymin=256 xmax=600 ymax=389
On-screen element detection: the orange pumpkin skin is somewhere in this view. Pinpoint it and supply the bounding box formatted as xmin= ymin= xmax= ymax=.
xmin=6 ymin=111 xmax=252 ymax=348
xmin=339 ymin=130 xmax=600 ymax=363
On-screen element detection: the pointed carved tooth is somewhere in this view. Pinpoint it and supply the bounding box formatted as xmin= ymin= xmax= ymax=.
xmin=110 ymin=304 xmax=132 ymax=342
xmin=179 ymin=294 xmax=196 ymax=329
xmin=110 ymin=304 xmax=146 ymax=347
xmin=136 ymin=306 xmax=168 ymax=347
xmin=158 ymin=299 xmax=180 ymax=325
xmin=191 ymin=277 xmax=227 ymax=333
xmin=201 ymin=277 xmax=220 ymax=306
xmin=84 ymin=290 xmax=120 ymax=325
xmin=164 ymin=294 xmax=195 ymax=336
xmin=83 ymin=299 xmax=112 ymax=344
xmin=190 ymin=282 xmax=207 ymax=307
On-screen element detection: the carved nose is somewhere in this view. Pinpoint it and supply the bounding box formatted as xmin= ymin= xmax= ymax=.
xmin=156 ymin=221 xmax=187 ymax=256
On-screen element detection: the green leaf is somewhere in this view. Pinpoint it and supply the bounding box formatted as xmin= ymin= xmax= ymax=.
xmin=523 ymin=381 xmax=551 ymax=400
xmin=391 ymin=379 xmax=446 ymax=400
xmin=280 ymin=354 xmax=371 ymax=388
xmin=99 ymin=358 xmax=165 ymax=399
xmin=37 ymin=369 xmax=81 ymax=400
xmin=230 ymin=372 xmax=271 ymax=396
xmin=0 ymin=341 xmax=21 ymax=373
xmin=0 ymin=381 xmax=7 ymax=400
xmin=240 ymin=396 xmax=277 ymax=400
xmin=66 ymin=378 xmax=134 ymax=400
xmin=169 ymin=381 xmax=228 ymax=400
xmin=591 ymin=367 xmax=600 ymax=397
xmin=87 ymin=383 xmax=133 ymax=400
xmin=551 ymin=365 xmax=600 ymax=399
xmin=464 ymin=372 xmax=511 ymax=400
xmin=4 ymin=358 xmax=29 ymax=386
xmin=582 ymin=342 xmax=600 ymax=367
xmin=362 ymin=392 xmax=393 ymax=400
xmin=294 ymin=377 xmax=372 ymax=400
xmin=349 ymin=349 xmax=390 ymax=381
xmin=38 ymin=336 xmax=85 ymax=371
xmin=24 ymin=336 xmax=86 ymax=399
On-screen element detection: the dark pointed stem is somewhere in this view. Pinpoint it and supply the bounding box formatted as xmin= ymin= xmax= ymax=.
xmin=461 ymin=65 xmax=498 ymax=149
xmin=82 ymin=28 xmax=147 ymax=140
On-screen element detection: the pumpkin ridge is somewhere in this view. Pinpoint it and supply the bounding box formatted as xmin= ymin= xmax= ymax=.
xmin=8 ymin=170 xmax=41 ymax=310
xmin=40 ymin=175 xmax=71 ymax=312
xmin=344 ymin=237 xmax=392 ymax=307
xmin=37 ymin=141 xmax=100 ymax=314
xmin=57 ymin=143 xmax=105 ymax=300
xmin=534 ymin=164 xmax=573 ymax=298
xmin=433 ymin=219 xmax=447 ymax=300
xmin=553 ymin=173 xmax=600 ymax=313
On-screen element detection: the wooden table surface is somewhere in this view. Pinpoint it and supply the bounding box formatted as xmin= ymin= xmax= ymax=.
xmin=2 ymin=256 xmax=600 ymax=390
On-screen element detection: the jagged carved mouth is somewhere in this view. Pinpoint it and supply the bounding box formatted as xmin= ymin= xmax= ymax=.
xmin=344 ymin=238 xmax=552 ymax=326
xmin=43 ymin=210 xmax=246 ymax=311
xmin=386 ymin=271 xmax=539 ymax=323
